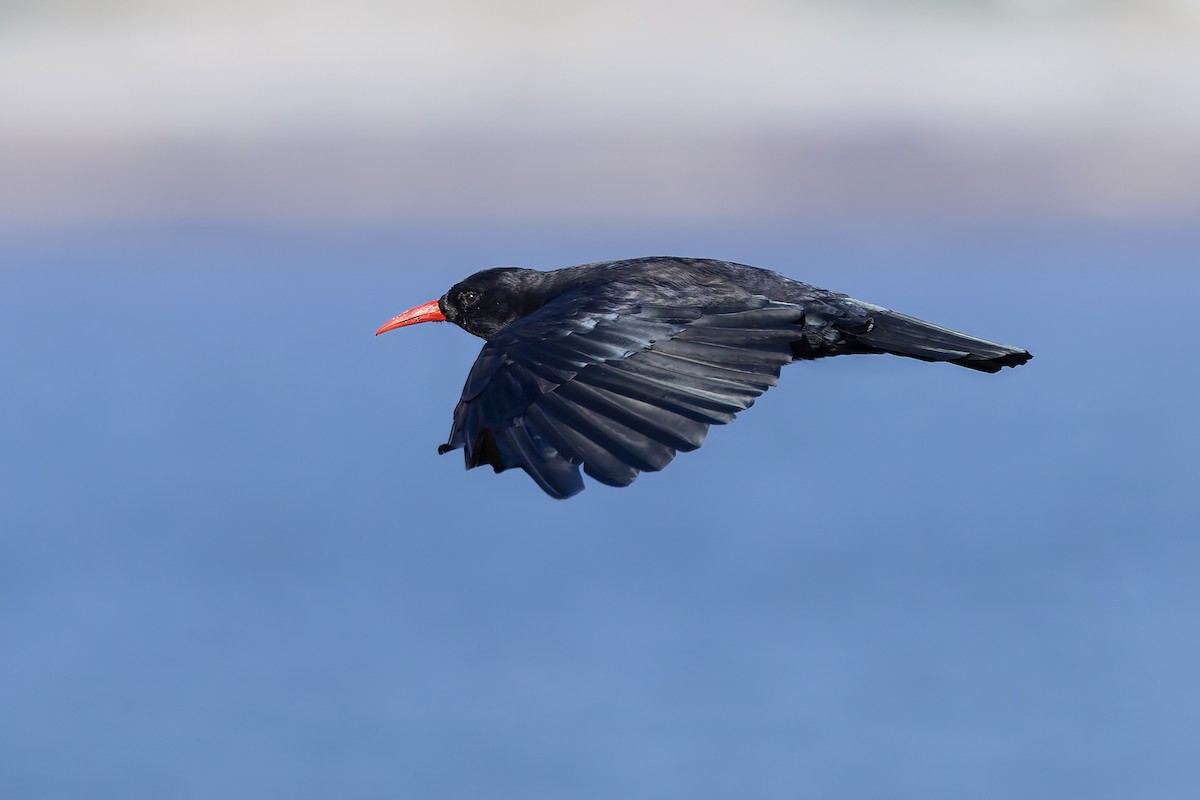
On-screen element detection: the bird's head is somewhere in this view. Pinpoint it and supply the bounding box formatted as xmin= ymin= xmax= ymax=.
xmin=376 ymin=267 xmax=551 ymax=340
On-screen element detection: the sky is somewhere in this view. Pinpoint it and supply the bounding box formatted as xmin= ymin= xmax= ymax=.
xmin=3 ymin=226 xmax=1199 ymax=799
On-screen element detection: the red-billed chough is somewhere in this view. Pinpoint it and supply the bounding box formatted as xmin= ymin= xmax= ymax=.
xmin=376 ymin=256 xmax=1031 ymax=498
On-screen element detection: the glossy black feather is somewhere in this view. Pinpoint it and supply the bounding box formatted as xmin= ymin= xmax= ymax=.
xmin=441 ymin=292 xmax=800 ymax=495
xmin=410 ymin=256 xmax=1032 ymax=497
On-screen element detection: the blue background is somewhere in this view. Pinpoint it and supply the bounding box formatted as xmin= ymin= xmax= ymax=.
xmin=1 ymin=225 xmax=1197 ymax=798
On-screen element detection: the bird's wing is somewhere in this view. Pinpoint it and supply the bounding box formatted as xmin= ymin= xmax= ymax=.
xmin=439 ymin=293 xmax=805 ymax=498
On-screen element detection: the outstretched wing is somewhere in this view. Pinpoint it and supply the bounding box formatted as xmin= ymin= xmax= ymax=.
xmin=438 ymin=293 xmax=806 ymax=498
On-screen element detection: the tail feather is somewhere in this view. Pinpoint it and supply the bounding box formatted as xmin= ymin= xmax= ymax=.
xmin=851 ymin=308 xmax=1032 ymax=374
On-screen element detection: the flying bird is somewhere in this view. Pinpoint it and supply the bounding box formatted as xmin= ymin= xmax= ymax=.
xmin=376 ymin=257 xmax=1031 ymax=498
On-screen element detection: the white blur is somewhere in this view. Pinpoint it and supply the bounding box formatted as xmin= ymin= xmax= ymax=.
xmin=2 ymin=0 xmax=1199 ymax=226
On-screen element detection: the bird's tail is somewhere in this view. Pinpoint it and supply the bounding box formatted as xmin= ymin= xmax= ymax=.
xmin=849 ymin=306 xmax=1032 ymax=373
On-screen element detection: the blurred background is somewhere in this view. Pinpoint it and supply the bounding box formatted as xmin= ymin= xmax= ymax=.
xmin=4 ymin=0 xmax=1200 ymax=227
xmin=2 ymin=1 xmax=1198 ymax=798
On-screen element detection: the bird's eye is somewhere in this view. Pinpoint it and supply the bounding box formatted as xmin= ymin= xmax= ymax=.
xmin=459 ymin=290 xmax=481 ymax=307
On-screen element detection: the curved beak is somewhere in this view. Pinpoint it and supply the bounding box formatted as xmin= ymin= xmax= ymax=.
xmin=375 ymin=300 xmax=446 ymax=335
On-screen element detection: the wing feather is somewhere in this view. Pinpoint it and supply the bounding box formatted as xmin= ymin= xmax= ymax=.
xmin=527 ymin=403 xmax=641 ymax=487
xmin=439 ymin=294 xmax=805 ymax=497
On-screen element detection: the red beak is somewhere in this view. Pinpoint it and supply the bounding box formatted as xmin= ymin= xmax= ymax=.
xmin=375 ymin=300 xmax=447 ymax=335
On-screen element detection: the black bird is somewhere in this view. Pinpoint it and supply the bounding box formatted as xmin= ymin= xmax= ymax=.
xmin=377 ymin=257 xmax=1031 ymax=498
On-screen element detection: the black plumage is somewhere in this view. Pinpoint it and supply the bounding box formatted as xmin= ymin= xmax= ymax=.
xmin=377 ymin=257 xmax=1032 ymax=498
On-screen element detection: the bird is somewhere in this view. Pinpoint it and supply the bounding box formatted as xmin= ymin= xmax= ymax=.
xmin=376 ymin=256 xmax=1031 ymax=498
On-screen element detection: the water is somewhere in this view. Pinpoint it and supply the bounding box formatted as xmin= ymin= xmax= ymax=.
xmin=1 ymin=224 xmax=1197 ymax=799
